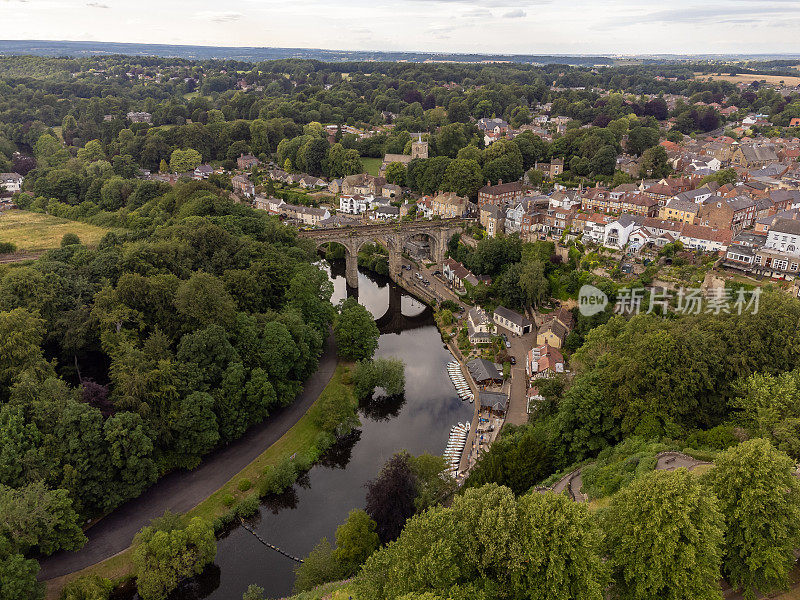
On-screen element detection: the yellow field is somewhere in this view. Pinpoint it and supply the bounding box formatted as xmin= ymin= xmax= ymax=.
xmin=0 ymin=210 xmax=111 ymax=252
xmin=694 ymin=72 xmax=800 ymax=86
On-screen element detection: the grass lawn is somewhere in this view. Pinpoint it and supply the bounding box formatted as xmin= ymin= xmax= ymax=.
xmin=46 ymin=362 xmax=353 ymax=598
xmin=362 ymin=157 xmax=382 ymax=177
xmin=0 ymin=210 xmax=111 ymax=252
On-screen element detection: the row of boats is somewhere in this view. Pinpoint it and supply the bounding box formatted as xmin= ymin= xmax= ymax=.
xmin=447 ymin=361 xmax=474 ymax=402
xmin=443 ymin=422 xmax=470 ymax=475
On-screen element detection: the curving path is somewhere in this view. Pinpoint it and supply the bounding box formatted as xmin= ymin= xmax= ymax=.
xmin=39 ymin=333 xmax=338 ymax=581
xmin=543 ymin=452 xmax=712 ymax=504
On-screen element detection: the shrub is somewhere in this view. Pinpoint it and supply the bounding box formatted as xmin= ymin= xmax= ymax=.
xmin=235 ymin=496 xmax=260 ymax=519
xmin=237 ymin=479 xmax=252 ymax=492
xmin=258 ymin=458 xmax=298 ymax=497
xmin=0 ymin=242 xmax=16 ymax=254
xmin=222 ymin=493 xmax=235 ymax=507
xmin=59 ymin=574 xmax=113 ymax=600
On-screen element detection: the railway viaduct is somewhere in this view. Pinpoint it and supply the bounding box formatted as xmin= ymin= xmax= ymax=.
xmin=298 ymin=219 xmax=471 ymax=288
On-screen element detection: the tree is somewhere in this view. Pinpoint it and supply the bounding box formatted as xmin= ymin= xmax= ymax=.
xmin=365 ymin=452 xmax=418 ymax=544
xmin=61 ymin=233 xmax=81 ymax=247
xmin=158 ymin=159 xmax=168 ymax=173
xmin=169 ymin=148 xmax=202 ymax=173
xmin=132 ymin=514 xmax=216 ymax=600
xmin=77 ymin=139 xmax=106 ymax=163
xmin=293 ymin=538 xmax=345 ymax=593
xmin=0 ymin=309 xmax=53 ymax=399
xmin=603 ymin=469 xmax=724 ymax=600
xmin=174 ymin=272 xmax=236 ymax=329
xmin=334 ymin=298 xmax=379 ymax=362
xmin=639 ymin=145 xmax=670 ymax=178
xmin=707 ymin=439 xmax=800 ymax=599
xmin=0 ymin=481 xmax=87 ymax=555
xmin=408 ymin=453 xmax=457 ymax=512
xmin=0 ymin=536 xmax=43 ymax=600
xmin=59 ymin=575 xmax=113 ymax=600
xmin=351 ymin=358 xmax=405 ymax=399
xmin=242 ymin=585 xmax=265 ymax=600
xmin=591 ymin=145 xmax=618 ymax=176
xmin=333 ymin=509 xmax=380 ymax=575
xmin=356 ymin=484 xmax=606 ymax=600
xmin=701 ymin=168 xmax=737 ymax=187
xmin=104 ymin=412 xmax=158 ymax=505
xmin=519 ymin=259 xmax=550 ymax=308
xmin=442 ymin=158 xmax=483 ymax=199
xmin=384 ymin=161 xmax=407 ymax=186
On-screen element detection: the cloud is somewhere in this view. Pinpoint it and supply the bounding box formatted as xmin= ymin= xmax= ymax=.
xmin=616 ymin=4 xmax=794 ymax=26
xmin=86 ymin=1 xmax=109 ymax=7
xmin=194 ymin=11 xmax=244 ymax=23
xmin=462 ymin=8 xmax=492 ymax=18
xmin=502 ymin=8 xmax=526 ymax=18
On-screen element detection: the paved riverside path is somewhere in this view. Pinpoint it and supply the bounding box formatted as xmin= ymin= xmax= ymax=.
xmin=39 ymin=333 xmax=338 ymax=580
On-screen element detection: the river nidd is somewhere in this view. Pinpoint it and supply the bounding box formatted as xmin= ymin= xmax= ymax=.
xmin=169 ymin=261 xmax=473 ymax=599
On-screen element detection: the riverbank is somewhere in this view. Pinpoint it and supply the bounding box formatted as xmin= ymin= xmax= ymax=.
xmin=42 ymin=336 xmax=346 ymax=597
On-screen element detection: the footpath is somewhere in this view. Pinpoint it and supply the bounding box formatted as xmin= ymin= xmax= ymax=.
xmin=39 ymin=334 xmax=338 ymax=580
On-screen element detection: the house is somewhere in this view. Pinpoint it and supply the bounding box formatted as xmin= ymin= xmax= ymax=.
xmin=731 ymin=145 xmax=779 ymax=169
xmin=493 ymin=306 xmax=533 ymax=336
xmin=765 ymin=218 xmax=800 ymax=254
xmin=696 ymin=195 xmax=757 ymax=234
xmin=467 ymin=358 xmax=503 ymax=384
xmin=432 ymin=192 xmax=467 ymax=218
xmin=478 ymin=181 xmax=524 ymax=208
xmin=443 ymin=258 xmax=472 ymax=291
xmin=480 ymin=204 xmax=506 ymax=237
xmin=232 ymin=174 xmax=255 ymax=197
xmin=0 ymin=172 xmax=23 ymax=194
xmin=254 ymin=196 xmax=285 ymax=213
xmin=467 ymin=307 xmax=493 ymax=345
xmin=536 ymin=318 xmax=569 ymax=349
xmin=659 ymin=198 xmax=699 ymax=224
xmin=371 ymin=205 xmax=400 ymax=221
xmin=193 ymin=165 xmax=214 ymax=179
xmin=318 ymin=214 xmax=359 ymax=228
xmin=126 ymin=111 xmax=152 ymax=124
xmin=278 ymin=203 xmax=330 ymax=226
xmin=477 ymin=118 xmax=509 ymax=135
xmin=677 ymin=223 xmax=732 ymax=252
xmin=603 ymin=214 xmax=644 ymax=249
xmin=479 ymin=391 xmax=508 ymax=417
xmin=339 ymin=194 xmax=372 ymax=214
xmin=298 ymin=175 xmax=326 ymax=189
xmin=526 ymin=344 xmax=565 ymax=379
xmin=342 ymin=174 xmax=386 ymax=196
xmin=237 ymin=154 xmax=260 ymax=170
xmin=382 ymin=183 xmax=402 ymax=198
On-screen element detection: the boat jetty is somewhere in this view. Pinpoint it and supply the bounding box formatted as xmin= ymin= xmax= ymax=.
xmin=443 ymin=421 xmax=470 ymax=476
xmin=447 ymin=361 xmax=474 ymax=402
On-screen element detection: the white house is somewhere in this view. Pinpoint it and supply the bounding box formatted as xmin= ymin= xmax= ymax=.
xmin=765 ymin=218 xmax=800 ymax=254
xmin=467 ymin=307 xmax=493 ymax=345
xmin=339 ymin=194 xmax=373 ymax=214
xmin=493 ymin=305 xmax=533 ymax=336
xmin=0 ymin=172 xmax=23 ymax=194
xmin=603 ymin=214 xmax=644 ymax=249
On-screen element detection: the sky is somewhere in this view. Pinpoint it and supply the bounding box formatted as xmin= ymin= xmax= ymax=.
xmin=3 ymin=0 xmax=800 ymax=55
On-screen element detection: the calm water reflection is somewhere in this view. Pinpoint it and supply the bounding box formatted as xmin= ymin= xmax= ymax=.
xmin=179 ymin=264 xmax=472 ymax=600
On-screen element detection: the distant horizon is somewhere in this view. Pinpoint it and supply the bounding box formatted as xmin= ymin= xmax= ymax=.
xmin=2 ymin=39 xmax=800 ymax=63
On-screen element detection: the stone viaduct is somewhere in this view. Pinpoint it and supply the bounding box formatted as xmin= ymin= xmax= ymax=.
xmin=298 ymin=219 xmax=470 ymax=288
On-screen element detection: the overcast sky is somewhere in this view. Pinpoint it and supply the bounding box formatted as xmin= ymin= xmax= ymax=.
xmin=3 ymin=0 xmax=800 ymax=55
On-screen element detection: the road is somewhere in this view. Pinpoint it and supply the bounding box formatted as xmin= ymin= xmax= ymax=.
xmin=38 ymin=333 xmax=339 ymax=581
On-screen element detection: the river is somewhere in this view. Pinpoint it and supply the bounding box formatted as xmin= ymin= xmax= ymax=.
xmin=168 ymin=262 xmax=473 ymax=600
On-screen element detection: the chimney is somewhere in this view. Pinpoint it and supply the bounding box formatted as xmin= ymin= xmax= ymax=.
xmin=498 ymin=179 xmax=503 ymax=185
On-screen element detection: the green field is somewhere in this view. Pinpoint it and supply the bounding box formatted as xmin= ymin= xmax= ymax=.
xmin=0 ymin=210 xmax=111 ymax=252
xmin=362 ymin=156 xmax=382 ymax=176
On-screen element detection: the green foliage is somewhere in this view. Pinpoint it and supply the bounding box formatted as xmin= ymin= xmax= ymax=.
xmin=293 ymin=538 xmax=346 ymax=593
xmin=169 ymin=148 xmax=202 ymax=173
xmin=237 ymin=478 xmax=252 ymax=492
xmin=603 ymin=469 xmax=725 ymax=600
xmin=0 ymin=535 xmax=44 ymax=600
xmin=351 ymin=357 xmax=406 ymax=400
xmin=132 ymin=513 xmax=217 ymax=600
xmin=333 ymin=509 xmax=380 ymax=575
xmin=464 ymin=423 xmax=554 ymax=495
xmin=580 ymin=437 xmax=666 ymax=500
xmin=707 ymin=439 xmax=800 ymax=599
xmin=334 ymin=298 xmax=380 ymax=361
xmin=356 ymin=484 xmax=606 ymax=600
xmin=59 ymin=575 xmax=113 ymax=600
xmin=258 ymin=458 xmax=298 ymax=497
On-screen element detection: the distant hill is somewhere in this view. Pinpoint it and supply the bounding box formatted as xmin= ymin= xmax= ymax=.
xmin=0 ymin=40 xmax=614 ymax=65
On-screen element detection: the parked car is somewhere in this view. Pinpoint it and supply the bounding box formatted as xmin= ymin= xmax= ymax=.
xmin=509 ymin=356 xmax=516 ymax=365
